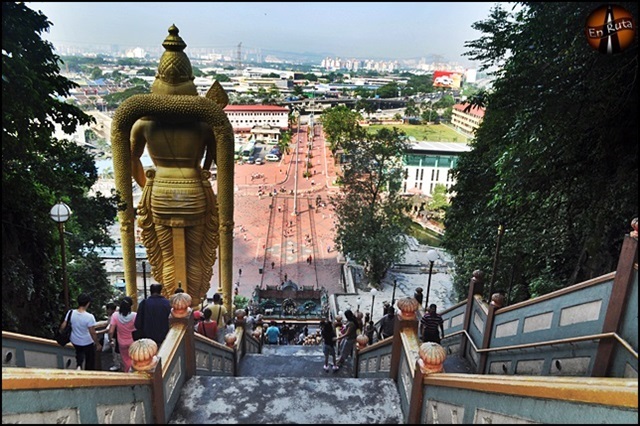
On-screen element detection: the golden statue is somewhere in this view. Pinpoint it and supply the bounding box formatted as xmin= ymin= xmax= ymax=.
xmin=111 ymin=25 xmax=234 ymax=311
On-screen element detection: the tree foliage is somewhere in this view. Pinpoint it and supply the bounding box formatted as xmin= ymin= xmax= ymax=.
xmin=2 ymin=2 xmax=118 ymax=337
xmin=331 ymin=128 xmax=411 ymax=286
xmin=443 ymin=2 xmax=638 ymax=303
xmin=319 ymin=105 xmax=362 ymax=154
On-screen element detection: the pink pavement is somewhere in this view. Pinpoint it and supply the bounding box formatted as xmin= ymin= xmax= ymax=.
xmin=210 ymin=125 xmax=344 ymax=300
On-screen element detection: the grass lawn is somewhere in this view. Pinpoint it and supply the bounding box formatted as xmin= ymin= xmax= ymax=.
xmin=367 ymin=124 xmax=468 ymax=143
xmin=408 ymin=221 xmax=443 ymax=247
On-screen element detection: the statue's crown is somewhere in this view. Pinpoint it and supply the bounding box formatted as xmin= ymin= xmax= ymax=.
xmin=152 ymin=24 xmax=197 ymax=95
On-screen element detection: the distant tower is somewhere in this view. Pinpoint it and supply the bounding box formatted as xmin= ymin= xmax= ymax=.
xmin=236 ymin=42 xmax=242 ymax=70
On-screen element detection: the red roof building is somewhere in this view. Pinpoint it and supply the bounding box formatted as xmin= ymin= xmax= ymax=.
xmin=451 ymin=103 xmax=486 ymax=136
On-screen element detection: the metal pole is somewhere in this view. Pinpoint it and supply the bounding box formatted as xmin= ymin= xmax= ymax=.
xmin=293 ymin=113 xmax=300 ymax=216
xmin=391 ymin=280 xmax=397 ymax=306
xmin=59 ymin=222 xmax=69 ymax=311
xmin=142 ymin=260 xmax=148 ymax=300
xmin=488 ymin=224 xmax=505 ymax=301
xmin=425 ymin=261 xmax=434 ymax=309
xmin=370 ymin=295 xmax=376 ymax=319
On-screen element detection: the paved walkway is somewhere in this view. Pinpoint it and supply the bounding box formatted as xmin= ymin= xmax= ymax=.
xmin=209 ymin=124 xmax=345 ymax=301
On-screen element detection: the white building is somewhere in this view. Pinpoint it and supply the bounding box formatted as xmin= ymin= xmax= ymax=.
xmin=223 ymin=105 xmax=290 ymax=144
xmin=402 ymin=141 xmax=471 ymax=197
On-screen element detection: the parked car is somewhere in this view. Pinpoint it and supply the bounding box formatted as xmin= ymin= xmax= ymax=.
xmin=246 ymin=155 xmax=255 ymax=164
xmin=265 ymin=153 xmax=280 ymax=162
xmin=255 ymin=157 xmax=263 ymax=165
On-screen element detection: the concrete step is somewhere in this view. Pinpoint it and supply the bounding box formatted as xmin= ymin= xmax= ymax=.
xmin=239 ymin=352 xmax=354 ymax=378
xmin=169 ymin=376 xmax=403 ymax=424
xmin=260 ymin=343 xmax=324 ymax=356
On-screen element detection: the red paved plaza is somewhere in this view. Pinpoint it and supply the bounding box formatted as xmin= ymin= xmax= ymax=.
xmin=210 ymin=124 xmax=344 ymax=300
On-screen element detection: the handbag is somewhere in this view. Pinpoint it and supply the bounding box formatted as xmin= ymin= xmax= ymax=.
xmin=56 ymin=310 xmax=73 ymax=347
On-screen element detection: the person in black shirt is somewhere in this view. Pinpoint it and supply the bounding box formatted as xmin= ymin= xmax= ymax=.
xmin=320 ymin=319 xmax=339 ymax=371
xmin=414 ymin=287 xmax=424 ymax=306
xmin=134 ymin=284 xmax=171 ymax=346
xmin=378 ymin=305 xmax=396 ymax=340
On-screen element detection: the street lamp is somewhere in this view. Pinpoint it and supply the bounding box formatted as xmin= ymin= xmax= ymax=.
xmin=425 ymin=249 xmax=439 ymax=309
xmin=50 ymin=201 xmax=72 ymax=310
xmin=391 ymin=279 xmax=398 ymax=306
xmin=370 ymin=288 xmax=378 ymax=320
xmin=292 ymin=109 xmax=300 ymax=216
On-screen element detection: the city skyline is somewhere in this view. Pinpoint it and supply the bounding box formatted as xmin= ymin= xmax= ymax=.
xmin=29 ymin=2 xmax=503 ymax=66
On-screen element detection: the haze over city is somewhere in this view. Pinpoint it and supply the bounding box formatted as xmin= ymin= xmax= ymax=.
xmin=29 ymin=1 xmax=502 ymax=66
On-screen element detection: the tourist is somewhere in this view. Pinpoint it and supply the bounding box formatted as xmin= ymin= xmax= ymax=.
xmin=100 ymin=302 xmax=121 ymax=371
xmin=364 ymin=320 xmax=377 ymax=345
xmin=265 ymin=320 xmax=280 ymax=345
xmin=320 ymin=319 xmax=339 ymax=372
xmin=379 ymin=305 xmax=396 ymax=340
xmin=335 ymin=309 xmax=358 ymax=368
xmin=209 ymin=293 xmax=228 ymax=344
xmin=280 ymin=321 xmax=290 ymax=345
xmin=414 ymin=287 xmax=424 ymax=306
xmin=420 ymin=304 xmax=444 ymax=344
xmin=61 ymin=293 xmax=101 ymax=370
xmin=134 ymin=283 xmax=171 ymax=346
xmin=109 ymin=297 xmax=137 ymax=372
xmin=196 ymin=307 xmax=218 ymax=340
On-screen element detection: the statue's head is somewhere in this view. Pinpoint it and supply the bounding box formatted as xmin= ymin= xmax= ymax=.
xmin=151 ymin=24 xmax=198 ymax=96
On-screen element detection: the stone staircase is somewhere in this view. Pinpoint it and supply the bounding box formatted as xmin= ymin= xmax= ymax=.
xmin=169 ymin=344 xmax=404 ymax=424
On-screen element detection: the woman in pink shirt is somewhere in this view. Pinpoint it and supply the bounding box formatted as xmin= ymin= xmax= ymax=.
xmin=109 ymin=297 xmax=137 ymax=372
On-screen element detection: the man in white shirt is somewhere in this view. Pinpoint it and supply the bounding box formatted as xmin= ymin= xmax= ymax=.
xmin=60 ymin=293 xmax=101 ymax=370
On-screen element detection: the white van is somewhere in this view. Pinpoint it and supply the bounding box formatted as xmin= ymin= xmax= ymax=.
xmin=265 ymin=153 xmax=280 ymax=162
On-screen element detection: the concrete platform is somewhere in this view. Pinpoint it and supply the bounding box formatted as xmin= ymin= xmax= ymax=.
xmin=169 ymin=376 xmax=403 ymax=424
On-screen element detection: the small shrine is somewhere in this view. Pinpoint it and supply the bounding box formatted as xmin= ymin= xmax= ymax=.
xmin=250 ymin=281 xmax=329 ymax=319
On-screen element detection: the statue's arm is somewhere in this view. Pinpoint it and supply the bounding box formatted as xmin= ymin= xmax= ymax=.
xmin=131 ymin=120 xmax=148 ymax=187
xmin=202 ymin=122 xmax=216 ymax=171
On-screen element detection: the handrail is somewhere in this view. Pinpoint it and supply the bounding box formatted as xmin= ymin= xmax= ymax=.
xmin=1 ymin=367 xmax=152 ymax=390
xmin=423 ymin=373 xmax=638 ymax=409
xmin=444 ymin=330 xmax=638 ymax=359
xmin=158 ymin=322 xmax=187 ymax=377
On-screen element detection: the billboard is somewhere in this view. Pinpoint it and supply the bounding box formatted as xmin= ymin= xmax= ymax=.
xmin=433 ymin=70 xmax=463 ymax=89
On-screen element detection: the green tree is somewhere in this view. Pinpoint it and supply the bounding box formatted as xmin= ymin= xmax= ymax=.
xmin=292 ymin=85 xmax=304 ymax=97
xmin=89 ymin=66 xmax=103 ymax=81
xmin=319 ymin=105 xmax=362 ymax=154
xmin=2 ymin=2 xmax=118 ymax=337
xmin=278 ymin=131 xmax=292 ymax=155
xmin=332 ymin=127 xmax=411 ymax=286
xmin=102 ymin=85 xmax=149 ymax=109
xmin=428 ymin=183 xmax=449 ymax=217
xmin=404 ymin=99 xmax=420 ymax=119
xmin=433 ymin=94 xmax=455 ymax=109
xmin=443 ymin=2 xmax=638 ymax=303
xmin=192 ymin=66 xmax=204 ymax=77
xmin=376 ymin=81 xmax=399 ymax=98
xmin=136 ymin=67 xmax=155 ymax=76
xmin=303 ymin=73 xmax=318 ymax=82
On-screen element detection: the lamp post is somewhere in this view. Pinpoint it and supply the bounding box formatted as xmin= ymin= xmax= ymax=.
xmin=488 ymin=224 xmax=505 ymax=302
xmin=391 ymin=279 xmax=398 ymax=306
xmin=370 ymin=288 xmax=378 ymax=321
xmin=425 ymin=249 xmax=439 ymax=309
xmin=50 ymin=201 xmax=72 ymax=311
xmin=292 ymin=110 xmax=300 ymax=216
xmin=142 ymin=260 xmax=148 ymax=300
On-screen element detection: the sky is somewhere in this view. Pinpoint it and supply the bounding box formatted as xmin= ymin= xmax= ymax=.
xmin=28 ymin=2 xmax=503 ymax=66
